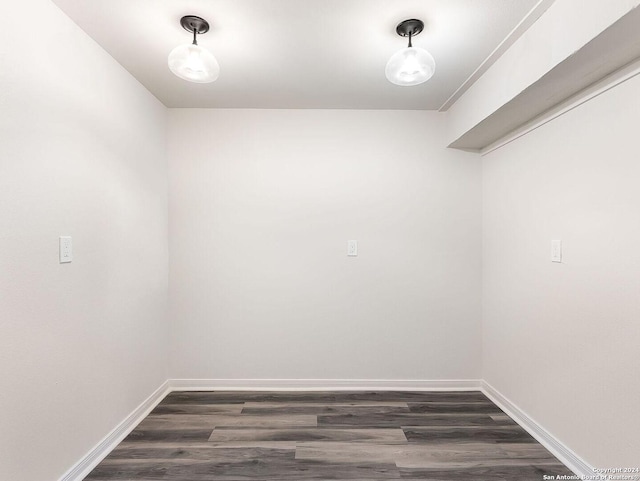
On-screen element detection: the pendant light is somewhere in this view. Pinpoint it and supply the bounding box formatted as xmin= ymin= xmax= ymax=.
xmin=385 ymin=19 xmax=435 ymax=87
xmin=168 ymin=16 xmax=220 ymax=83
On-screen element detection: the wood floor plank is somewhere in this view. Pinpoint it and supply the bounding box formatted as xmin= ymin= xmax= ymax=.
xmin=395 ymin=457 xmax=568 ymax=469
xmin=150 ymin=403 xmax=244 ymax=415
xmin=497 ymin=442 xmax=560 ymax=459
xmin=402 ymin=425 xmax=538 ymax=444
xmin=399 ymin=463 xmax=573 ymax=480
xmin=490 ymin=413 xmax=519 ymax=425
xmin=208 ymin=427 xmax=408 ymax=444
xmin=318 ymin=413 xmax=498 ymax=427
xmin=138 ymin=413 xmax=317 ymax=429
xmin=242 ymin=404 xmax=411 ymax=415
xmin=244 ymin=401 xmax=410 ymax=408
xmin=86 ymin=458 xmax=404 ymax=480
xmin=123 ymin=428 xmax=213 ymax=443
xmin=101 ymin=447 xmax=294 ymax=463
xmin=294 ymin=441 xmax=506 ymax=464
xmin=407 ymin=402 xmax=503 ymax=414
xmin=114 ymin=440 xmax=298 ymax=450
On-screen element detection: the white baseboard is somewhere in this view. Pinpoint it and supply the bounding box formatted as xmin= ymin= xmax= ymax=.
xmin=481 ymin=381 xmax=593 ymax=478
xmin=169 ymin=378 xmax=482 ymax=391
xmin=58 ymin=380 xmax=170 ymax=481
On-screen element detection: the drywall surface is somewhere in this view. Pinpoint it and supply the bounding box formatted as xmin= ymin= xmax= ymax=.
xmin=482 ymin=73 xmax=640 ymax=466
xmin=167 ymin=109 xmax=482 ymax=381
xmin=0 ymin=1 xmax=169 ymax=480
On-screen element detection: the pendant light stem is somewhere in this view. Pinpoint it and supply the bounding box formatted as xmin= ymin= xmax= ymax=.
xmin=408 ymin=31 xmax=413 ymax=48
xmin=192 ymin=29 xmax=198 ymax=45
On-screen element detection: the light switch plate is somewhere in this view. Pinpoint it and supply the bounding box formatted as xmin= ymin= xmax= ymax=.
xmin=551 ymin=239 xmax=562 ymax=263
xmin=347 ymin=240 xmax=358 ymax=257
xmin=60 ymin=236 xmax=72 ymax=263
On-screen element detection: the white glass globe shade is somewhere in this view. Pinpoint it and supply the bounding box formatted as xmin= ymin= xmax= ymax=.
xmin=168 ymin=43 xmax=220 ymax=83
xmin=385 ymin=47 xmax=435 ymax=86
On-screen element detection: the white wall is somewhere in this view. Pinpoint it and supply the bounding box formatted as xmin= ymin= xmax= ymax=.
xmin=482 ymin=74 xmax=640 ymax=467
xmin=0 ymin=1 xmax=168 ymax=480
xmin=168 ymin=109 xmax=482 ymax=381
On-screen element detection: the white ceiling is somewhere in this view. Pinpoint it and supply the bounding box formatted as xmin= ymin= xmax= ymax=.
xmin=52 ymin=0 xmax=540 ymax=109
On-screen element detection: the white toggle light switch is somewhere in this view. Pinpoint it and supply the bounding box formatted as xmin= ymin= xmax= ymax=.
xmin=60 ymin=236 xmax=72 ymax=263
xmin=347 ymin=240 xmax=358 ymax=257
xmin=551 ymin=239 xmax=562 ymax=263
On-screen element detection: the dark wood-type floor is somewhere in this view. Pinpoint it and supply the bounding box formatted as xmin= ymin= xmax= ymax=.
xmin=85 ymin=391 xmax=574 ymax=480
